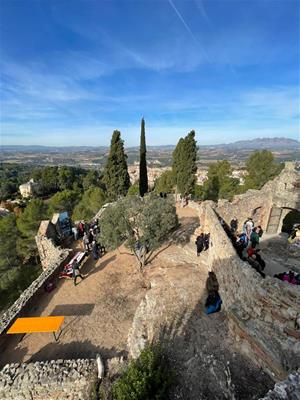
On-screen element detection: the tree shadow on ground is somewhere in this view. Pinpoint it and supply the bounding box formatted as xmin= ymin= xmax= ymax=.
xmin=83 ymin=255 xmax=116 ymax=278
xmin=0 ymin=338 xmax=29 ymax=368
xmin=28 ymin=340 xmax=128 ymax=362
xmin=146 ymin=242 xmax=173 ymax=264
xmin=50 ymin=303 xmax=95 ymax=317
xmin=171 ymin=216 xmax=200 ymax=246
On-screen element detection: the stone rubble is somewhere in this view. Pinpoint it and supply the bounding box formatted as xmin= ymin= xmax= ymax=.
xmin=0 ymin=359 xmax=97 ymax=400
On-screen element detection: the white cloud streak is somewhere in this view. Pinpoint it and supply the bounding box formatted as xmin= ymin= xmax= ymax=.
xmin=168 ymin=0 xmax=210 ymax=62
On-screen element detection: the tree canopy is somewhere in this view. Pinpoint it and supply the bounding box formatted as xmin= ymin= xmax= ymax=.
xmin=139 ymin=118 xmax=148 ymax=197
xmin=154 ymin=170 xmax=174 ymax=194
xmin=17 ymin=199 xmax=49 ymax=259
xmin=72 ymin=187 xmax=106 ymax=221
xmin=201 ymin=160 xmax=240 ymax=201
xmin=49 ymin=189 xmax=81 ymax=216
xmin=100 ymin=195 xmax=178 ymax=267
xmin=0 ymin=214 xmax=20 ymax=271
xmin=172 ymin=131 xmax=197 ymax=195
xmin=244 ymin=150 xmax=284 ymax=190
xmin=103 ymin=130 xmax=131 ymax=200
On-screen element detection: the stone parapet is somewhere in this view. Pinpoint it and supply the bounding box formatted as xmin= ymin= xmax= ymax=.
xmin=0 ymin=248 xmax=70 ymax=336
xmin=0 ymin=359 xmax=97 ymax=400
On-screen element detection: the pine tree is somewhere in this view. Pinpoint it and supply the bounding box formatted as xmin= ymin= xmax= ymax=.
xmin=172 ymin=131 xmax=197 ymax=196
xmin=139 ymin=118 xmax=148 ymax=197
xmin=103 ymin=130 xmax=130 ymax=200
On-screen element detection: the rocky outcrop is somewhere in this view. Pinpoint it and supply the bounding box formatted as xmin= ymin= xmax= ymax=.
xmin=128 ymin=262 xmax=206 ymax=358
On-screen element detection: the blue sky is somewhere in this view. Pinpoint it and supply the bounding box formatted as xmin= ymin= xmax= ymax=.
xmin=0 ymin=0 xmax=299 ymax=146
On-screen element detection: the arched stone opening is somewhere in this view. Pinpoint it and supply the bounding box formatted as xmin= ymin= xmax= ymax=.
xmin=266 ymin=206 xmax=300 ymax=234
xmin=281 ymin=209 xmax=300 ymax=233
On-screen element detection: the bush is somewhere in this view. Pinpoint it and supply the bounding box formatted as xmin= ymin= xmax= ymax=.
xmin=112 ymin=344 xmax=173 ymax=400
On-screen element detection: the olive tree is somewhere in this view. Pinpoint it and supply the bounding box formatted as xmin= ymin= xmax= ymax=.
xmin=100 ymin=195 xmax=178 ymax=268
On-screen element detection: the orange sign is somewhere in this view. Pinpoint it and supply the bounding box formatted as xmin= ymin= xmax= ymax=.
xmin=7 ymin=316 xmax=64 ymax=334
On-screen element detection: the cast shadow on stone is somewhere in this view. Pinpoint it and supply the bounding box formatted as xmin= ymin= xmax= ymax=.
xmin=28 ymin=340 xmax=128 ymax=363
xmin=155 ymin=290 xmax=274 ymax=400
xmin=171 ymin=216 xmax=200 ymax=246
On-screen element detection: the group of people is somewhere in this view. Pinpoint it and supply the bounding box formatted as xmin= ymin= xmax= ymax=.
xmin=274 ymin=270 xmax=300 ymax=286
xmin=195 ymin=233 xmax=210 ymax=256
xmin=221 ymin=217 xmax=266 ymax=278
xmin=72 ymin=218 xmax=105 ymax=261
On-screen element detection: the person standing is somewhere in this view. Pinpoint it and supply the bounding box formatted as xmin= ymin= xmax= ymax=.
xmin=195 ymin=234 xmax=204 ymax=256
xmin=72 ymin=226 xmax=78 ymax=241
xmin=83 ymin=232 xmax=90 ymax=252
xmin=245 ymin=218 xmax=254 ymax=238
xmin=73 ymin=261 xmax=84 ymax=286
xmin=250 ymin=227 xmax=260 ymax=248
xmin=92 ymin=241 xmax=99 ymax=260
xmin=230 ymin=218 xmax=238 ymax=234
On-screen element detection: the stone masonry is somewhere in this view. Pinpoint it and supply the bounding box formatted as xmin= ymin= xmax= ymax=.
xmin=216 ymin=162 xmax=300 ymax=234
xmin=35 ymin=220 xmax=69 ymax=271
xmin=192 ymin=200 xmax=300 ymax=379
xmin=0 ymin=359 xmax=97 ymax=400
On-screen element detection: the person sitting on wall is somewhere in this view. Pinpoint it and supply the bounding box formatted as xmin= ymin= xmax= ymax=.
xmin=205 ymin=271 xmax=222 ymax=315
xmin=247 ymin=247 xmax=265 ymax=270
xmin=236 ymin=233 xmax=249 ymax=259
xmin=247 ymin=249 xmax=265 ymax=278
xmin=206 ymin=271 xmax=219 ymax=293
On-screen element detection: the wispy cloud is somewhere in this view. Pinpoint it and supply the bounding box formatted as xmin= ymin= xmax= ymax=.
xmin=168 ymin=0 xmax=210 ymax=62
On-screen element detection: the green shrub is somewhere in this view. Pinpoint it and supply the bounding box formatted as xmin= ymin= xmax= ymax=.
xmin=112 ymin=344 xmax=173 ymax=400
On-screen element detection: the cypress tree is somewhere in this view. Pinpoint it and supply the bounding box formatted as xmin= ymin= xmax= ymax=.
xmin=139 ymin=118 xmax=148 ymax=197
xmin=103 ymin=130 xmax=130 ymax=200
xmin=172 ymin=130 xmax=197 ymax=196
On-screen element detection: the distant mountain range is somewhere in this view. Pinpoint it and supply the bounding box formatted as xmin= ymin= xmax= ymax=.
xmin=1 ymin=137 xmax=299 ymax=153
xmin=204 ymin=138 xmax=300 ymax=150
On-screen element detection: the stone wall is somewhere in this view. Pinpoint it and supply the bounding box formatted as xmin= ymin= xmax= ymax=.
xmin=216 ymin=162 xmax=300 ymax=233
xmin=196 ymin=200 xmax=300 ymax=379
xmin=0 ymin=248 xmax=70 ymax=337
xmin=0 ymin=359 xmax=97 ymax=400
xmin=36 ymin=222 xmax=69 ymax=271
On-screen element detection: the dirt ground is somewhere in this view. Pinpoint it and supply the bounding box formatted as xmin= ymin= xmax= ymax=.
xmin=0 ymin=205 xmax=198 ymax=365
xmin=0 ymin=204 xmax=275 ymax=398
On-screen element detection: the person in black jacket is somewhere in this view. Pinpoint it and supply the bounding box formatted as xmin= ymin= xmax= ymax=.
xmin=195 ymin=233 xmax=204 ymax=256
